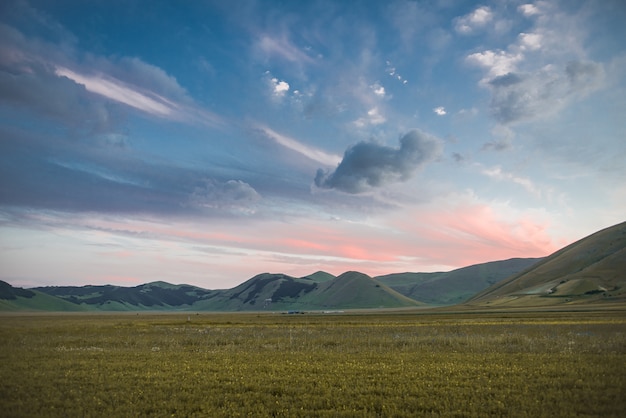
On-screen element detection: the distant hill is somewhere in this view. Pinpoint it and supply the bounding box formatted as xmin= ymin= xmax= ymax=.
xmin=0 ymin=257 xmax=551 ymax=312
xmin=376 ymin=258 xmax=542 ymax=305
xmin=0 ymin=281 xmax=88 ymax=312
xmin=193 ymin=271 xmax=421 ymax=311
xmin=13 ymin=272 xmax=420 ymax=312
xmin=32 ymin=282 xmax=216 ymax=311
xmin=467 ymin=221 xmax=626 ymax=307
xmin=3 ymin=221 xmax=623 ymax=312
xmin=301 ymin=271 xmax=336 ymax=283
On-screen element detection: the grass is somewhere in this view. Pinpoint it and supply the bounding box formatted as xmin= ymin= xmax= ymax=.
xmin=0 ymin=310 xmax=625 ymax=417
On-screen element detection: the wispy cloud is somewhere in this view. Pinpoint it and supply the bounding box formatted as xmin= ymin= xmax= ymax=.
xmin=481 ymin=165 xmax=541 ymax=197
xmin=256 ymin=125 xmax=341 ymax=166
xmin=256 ymin=34 xmax=314 ymax=64
xmin=55 ymin=66 xmax=176 ymax=117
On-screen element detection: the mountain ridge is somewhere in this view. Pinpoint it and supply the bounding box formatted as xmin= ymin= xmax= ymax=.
xmin=2 ymin=221 xmax=624 ymax=312
xmin=467 ymin=221 xmax=626 ymax=307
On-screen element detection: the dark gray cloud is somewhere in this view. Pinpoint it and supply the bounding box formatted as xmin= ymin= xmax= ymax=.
xmin=314 ymin=129 xmax=443 ymax=193
xmin=482 ymin=138 xmax=512 ymax=152
xmin=488 ymin=61 xmax=605 ymax=125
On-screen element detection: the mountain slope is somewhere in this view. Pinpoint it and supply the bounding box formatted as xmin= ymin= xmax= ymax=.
xmin=468 ymin=221 xmax=626 ymax=307
xmin=0 ymin=281 xmax=89 ymax=312
xmin=301 ymin=271 xmax=336 ymax=283
xmin=376 ymin=258 xmax=542 ymax=305
xmin=301 ymin=271 xmax=421 ymax=309
xmin=34 ymin=282 xmax=215 ymax=311
xmin=193 ymin=272 xmax=421 ymax=311
xmin=192 ymin=273 xmax=318 ymax=311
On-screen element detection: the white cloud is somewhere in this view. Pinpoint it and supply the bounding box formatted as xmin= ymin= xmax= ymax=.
xmin=519 ymin=33 xmax=542 ymax=51
xmin=433 ymin=106 xmax=446 ymax=116
xmin=386 ymin=61 xmax=408 ymax=84
xmin=354 ymin=107 xmax=386 ymax=128
xmin=370 ymin=82 xmax=386 ymax=97
xmin=518 ymin=4 xmax=540 ymax=17
xmin=271 ymin=77 xmax=290 ymax=96
xmin=256 ymin=124 xmax=341 ymax=166
xmin=55 ymin=66 xmax=175 ymax=117
xmin=454 ymin=6 xmax=493 ymax=35
xmin=466 ymin=50 xmax=523 ymax=79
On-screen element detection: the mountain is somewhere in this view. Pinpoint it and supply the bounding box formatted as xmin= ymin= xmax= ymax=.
xmin=301 ymin=271 xmax=336 ymax=283
xmin=376 ymin=258 xmax=543 ymax=305
xmin=0 ymin=281 xmax=88 ymax=311
xmin=193 ymin=271 xmax=421 ymax=311
xmin=467 ymin=221 xmax=626 ymax=307
xmin=15 ymin=271 xmax=420 ymax=312
xmin=33 ymin=281 xmax=215 ymax=311
xmin=300 ymin=271 xmax=421 ymax=309
xmin=191 ymin=273 xmax=318 ymax=311
xmin=0 ymin=257 xmax=559 ymax=312
xmin=3 ymin=221 xmax=623 ymax=312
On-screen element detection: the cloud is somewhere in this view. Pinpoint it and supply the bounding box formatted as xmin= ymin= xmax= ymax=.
xmin=454 ymin=6 xmax=493 ymax=35
xmin=188 ymin=179 xmax=261 ymax=214
xmin=370 ymin=82 xmax=386 ymax=97
xmin=0 ymin=22 xmax=223 ymax=129
xmin=518 ymin=4 xmax=540 ymax=17
xmin=487 ymin=61 xmax=605 ymax=124
xmin=518 ymin=32 xmax=542 ymax=51
xmin=433 ymin=106 xmax=446 ymax=116
xmin=482 ymin=138 xmax=512 ymax=152
xmin=314 ymin=129 xmax=443 ymax=193
xmin=256 ymin=34 xmax=314 ymax=64
xmin=465 ymin=2 xmax=608 ymax=128
xmin=353 ymin=107 xmax=386 ymax=128
xmin=55 ymin=66 xmax=175 ymax=117
xmin=466 ymin=50 xmax=523 ymax=80
xmin=481 ymin=165 xmax=540 ymax=197
xmin=256 ymin=125 xmax=341 ymax=166
xmin=271 ymin=78 xmax=290 ymax=96
xmin=386 ymin=61 xmax=408 ymax=84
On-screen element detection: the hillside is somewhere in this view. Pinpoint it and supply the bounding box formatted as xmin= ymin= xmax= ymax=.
xmin=376 ymin=258 xmax=542 ymax=305
xmin=33 ymin=282 xmax=215 ymax=311
xmin=468 ymin=221 xmax=626 ymax=307
xmin=193 ymin=272 xmax=421 ymax=311
xmin=3 ymin=221 xmax=624 ymax=312
xmin=0 ymin=281 xmax=88 ymax=312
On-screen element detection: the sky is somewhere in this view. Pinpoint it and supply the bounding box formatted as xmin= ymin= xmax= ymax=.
xmin=1 ymin=0 xmax=625 ymax=289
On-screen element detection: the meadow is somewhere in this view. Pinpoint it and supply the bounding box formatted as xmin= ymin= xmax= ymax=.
xmin=0 ymin=309 xmax=624 ymax=417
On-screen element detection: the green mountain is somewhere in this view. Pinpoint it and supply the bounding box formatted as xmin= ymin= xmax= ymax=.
xmin=0 ymin=281 xmax=88 ymax=312
xmin=3 ymin=221 xmax=623 ymax=312
xmin=193 ymin=271 xmax=421 ymax=311
xmin=33 ymin=282 xmax=215 ymax=311
xmin=468 ymin=221 xmax=626 ymax=307
xmin=301 ymin=271 xmax=336 ymax=283
xmin=376 ymin=258 xmax=542 ymax=305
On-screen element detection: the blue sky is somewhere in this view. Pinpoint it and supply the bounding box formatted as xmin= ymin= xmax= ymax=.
xmin=1 ymin=0 xmax=625 ymax=289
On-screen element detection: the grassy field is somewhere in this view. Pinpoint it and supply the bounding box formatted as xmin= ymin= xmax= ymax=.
xmin=1 ymin=309 xmax=625 ymax=417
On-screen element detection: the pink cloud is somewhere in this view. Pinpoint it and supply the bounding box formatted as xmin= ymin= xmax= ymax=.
xmin=393 ymin=202 xmax=559 ymax=268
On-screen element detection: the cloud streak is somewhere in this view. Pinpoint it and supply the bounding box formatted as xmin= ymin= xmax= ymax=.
xmin=55 ymin=66 xmax=175 ymax=117
xmin=257 ymin=125 xmax=341 ymax=166
xmin=315 ymin=129 xmax=443 ymax=193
